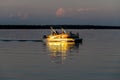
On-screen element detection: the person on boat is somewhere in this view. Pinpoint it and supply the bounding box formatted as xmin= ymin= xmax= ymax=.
xmin=69 ymin=31 xmax=73 ymax=35
xmin=61 ymin=28 xmax=66 ymax=34
xmin=69 ymin=31 xmax=79 ymax=38
xmin=62 ymin=31 xmax=65 ymax=34
xmin=56 ymin=31 xmax=59 ymax=34
xmin=52 ymin=31 xmax=56 ymax=35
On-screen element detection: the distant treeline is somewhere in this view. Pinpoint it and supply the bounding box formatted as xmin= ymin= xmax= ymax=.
xmin=0 ymin=25 xmax=120 ymax=29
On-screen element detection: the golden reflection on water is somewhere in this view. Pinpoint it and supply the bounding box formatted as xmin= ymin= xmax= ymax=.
xmin=46 ymin=42 xmax=80 ymax=64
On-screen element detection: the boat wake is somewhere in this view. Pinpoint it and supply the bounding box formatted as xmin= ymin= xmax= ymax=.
xmin=0 ymin=39 xmax=42 ymax=42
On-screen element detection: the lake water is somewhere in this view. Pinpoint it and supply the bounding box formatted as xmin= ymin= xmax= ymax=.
xmin=0 ymin=29 xmax=120 ymax=80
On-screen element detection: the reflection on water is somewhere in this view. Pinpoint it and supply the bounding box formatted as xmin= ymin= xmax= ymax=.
xmin=46 ymin=42 xmax=81 ymax=64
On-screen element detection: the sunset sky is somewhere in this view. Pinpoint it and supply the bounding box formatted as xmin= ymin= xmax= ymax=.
xmin=0 ymin=0 xmax=120 ymax=26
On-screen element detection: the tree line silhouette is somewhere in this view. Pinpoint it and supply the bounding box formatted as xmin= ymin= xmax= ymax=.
xmin=0 ymin=25 xmax=120 ymax=29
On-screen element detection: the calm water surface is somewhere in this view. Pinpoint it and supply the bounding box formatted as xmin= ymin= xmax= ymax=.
xmin=0 ymin=29 xmax=120 ymax=80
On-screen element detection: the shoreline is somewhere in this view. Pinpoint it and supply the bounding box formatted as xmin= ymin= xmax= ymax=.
xmin=0 ymin=25 xmax=120 ymax=29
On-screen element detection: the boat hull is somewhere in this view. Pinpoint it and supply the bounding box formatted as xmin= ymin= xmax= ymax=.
xmin=43 ymin=38 xmax=82 ymax=43
xmin=75 ymin=38 xmax=83 ymax=43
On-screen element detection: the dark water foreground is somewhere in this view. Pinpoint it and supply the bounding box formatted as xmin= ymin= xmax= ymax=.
xmin=0 ymin=29 xmax=120 ymax=80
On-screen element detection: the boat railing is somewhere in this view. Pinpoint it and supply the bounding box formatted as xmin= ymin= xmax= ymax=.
xmin=50 ymin=27 xmax=79 ymax=38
